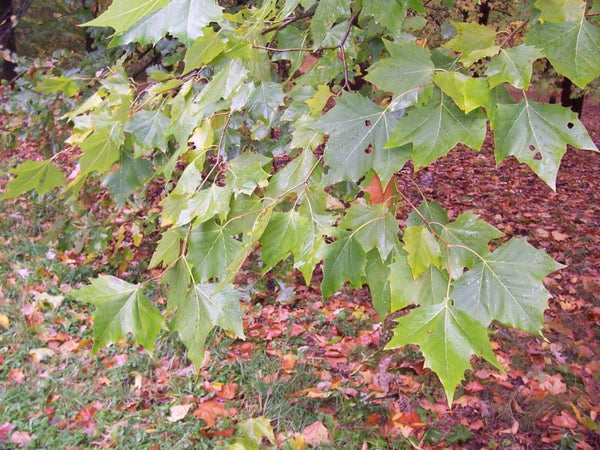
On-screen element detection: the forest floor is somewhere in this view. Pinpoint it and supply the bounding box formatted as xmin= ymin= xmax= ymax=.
xmin=0 ymin=103 xmax=599 ymax=449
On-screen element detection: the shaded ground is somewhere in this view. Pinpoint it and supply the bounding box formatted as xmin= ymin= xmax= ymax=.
xmin=0 ymin=104 xmax=599 ymax=448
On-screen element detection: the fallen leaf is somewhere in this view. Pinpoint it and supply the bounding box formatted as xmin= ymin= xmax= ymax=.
xmin=552 ymin=410 xmax=578 ymax=429
xmin=8 ymin=368 xmax=25 ymax=384
xmin=302 ymin=421 xmax=330 ymax=446
xmin=551 ymin=231 xmax=568 ymax=241
xmin=167 ymin=404 xmax=193 ymax=422
xmin=281 ymin=353 xmax=297 ymax=370
xmin=10 ymin=431 xmax=31 ymax=446
xmin=33 ymin=292 xmax=64 ymax=309
xmin=0 ymin=313 xmax=8 ymax=329
xmin=193 ymin=399 xmax=228 ymax=428
xmin=29 ymin=348 xmax=55 ymax=363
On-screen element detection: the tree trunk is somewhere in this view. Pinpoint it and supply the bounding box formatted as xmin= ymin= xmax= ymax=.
xmin=478 ymin=0 xmax=491 ymax=25
xmin=0 ymin=0 xmax=17 ymax=82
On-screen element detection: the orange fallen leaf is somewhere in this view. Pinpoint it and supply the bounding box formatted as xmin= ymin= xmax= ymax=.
xmin=552 ymin=410 xmax=578 ymax=429
xmin=551 ymin=231 xmax=568 ymax=241
xmin=364 ymin=174 xmax=395 ymax=205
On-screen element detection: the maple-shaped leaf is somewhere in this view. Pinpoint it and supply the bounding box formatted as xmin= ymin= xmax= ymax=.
xmin=386 ymin=89 xmax=487 ymax=168
xmin=316 ymin=92 xmax=399 ymax=185
xmin=103 ymin=151 xmax=154 ymax=205
xmin=226 ymin=153 xmax=272 ymax=196
xmin=365 ymin=41 xmax=434 ymax=100
xmin=486 ymin=45 xmax=543 ymax=89
xmin=452 ymin=238 xmax=565 ymax=333
xmin=365 ymin=250 xmax=394 ymax=319
xmin=149 ymin=227 xmax=183 ymax=269
xmin=125 ymin=109 xmax=170 ymax=151
xmin=246 ymin=82 xmax=285 ymax=127
xmin=442 ymin=21 xmax=500 ymax=66
xmin=73 ymin=276 xmax=164 ymax=353
xmin=311 ymin=0 xmax=351 ymax=47
xmin=321 ymin=232 xmax=366 ymax=298
xmin=2 ymin=160 xmax=65 ymax=199
xmin=161 ymin=258 xmax=191 ymax=312
xmin=259 ymin=210 xmax=309 ymax=271
xmin=438 ymin=213 xmax=504 ymax=279
xmin=109 ymin=0 xmax=224 ymax=47
xmin=359 ymin=0 xmax=407 ymax=33
xmin=526 ymin=19 xmax=600 ymax=88
xmin=534 ymin=0 xmax=585 ymax=23
xmin=161 ymin=184 xmax=231 ymax=227
xmin=493 ymin=99 xmax=597 ymax=189
xmin=187 ymin=220 xmax=243 ymax=283
xmin=386 ymin=299 xmax=502 ymax=404
xmin=402 ymin=225 xmax=442 ymax=278
xmin=433 ymin=71 xmax=492 ymax=114
xmin=266 ymin=149 xmax=321 ymax=198
xmin=170 ymin=283 xmax=244 ymax=368
xmin=82 ymin=0 xmax=168 ymax=34
xmin=388 ymin=252 xmax=447 ymax=311
xmin=79 ymin=126 xmax=123 ymax=175
xmin=183 ymin=28 xmax=226 ymax=73
xmin=338 ymin=203 xmax=399 ymax=260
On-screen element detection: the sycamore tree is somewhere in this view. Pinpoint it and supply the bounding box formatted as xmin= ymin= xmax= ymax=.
xmin=3 ymin=0 xmax=600 ymax=404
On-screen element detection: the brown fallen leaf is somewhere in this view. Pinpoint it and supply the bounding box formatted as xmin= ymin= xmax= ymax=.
xmin=551 ymin=231 xmax=568 ymax=241
xmin=551 ymin=410 xmax=578 ymax=429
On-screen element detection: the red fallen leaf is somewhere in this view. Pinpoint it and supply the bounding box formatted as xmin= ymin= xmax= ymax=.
xmin=551 ymin=410 xmax=578 ymax=429
xmin=192 ymin=399 xmax=228 ymax=428
xmin=465 ymin=380 xmax=485 ymax=393
xmin=10 ymin=431 xmax=31 ymax=446
xmin=218 ymin=383 xmax=238 ymax=400
xmin=203 ymin=427 xmax=235 ymax=438
xmin=302 ymin=421 xmax=330 ymax=446
xmin=366 ymin=413 xmax=382 ymax=426
xmin=363 ymin=174 xmax=395 ymax=205
xmin=0 ymin=422 xmax=14 ymax=441
xmin=8 ymin=368 xmax=25 ymax=384
xmin=393 ymin=412 xmax=423 ymax=427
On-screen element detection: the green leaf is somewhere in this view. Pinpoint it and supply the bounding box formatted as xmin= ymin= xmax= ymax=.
xmin=452 ymin=238 xmax=565 ymax=333
xmin=438 ymin=213 xmax=504 ymax=279
xmin=316 ymin=92 xmax=399 ymax=184
xmin=359 ymin=0 xmax=406 ymax=33
xmin=179 ymin=184 xmax=232 ymax=226
xmin=442 ymin=22 xmax=499 ymax=66
xmin=161 ymin=258 xmax=191 ymax=312
xmin=125 ymin=109 xmax=170 ymax=151
xmin=486 ymin=45 xmax=543 ymax=89
xmin=388 ymin=253 xmax=448 ymax=311
xmin=266 ymin=149 xmax=320 ymax=198
xmin=433 ymin=71 xmax=492 ymax=114
xmin=526 ymin=19 xmax=600 ymax=88
xmin=195 ymin=60 xmax=248 ymax=113
xmin=170 ymin=283 xmax=244 ymax=368
xmin=403 ymin=225 xmax=442 ymax=278
xmin=73 ymin=276 xmax=164 ymax=353
xmin=311 ymin=0 xmax=351 ymax=47
xmin=149 ymin=228 xmax=183 ymax=269
xmin=305 ymin=85 xmax=331 ymax=115
xmin=321 ymin=232 xmax=366 ymax=298
xmin=187 ymin=220 xmax=243 ymax=282
xmin=246 ymin=82 xmax=285 ymax=126
xmin=386 ymin=89 xmax=487 ymax=168
xmin=236 ymin=417 xmax=276 ymax=447
xmin=79 ymin=126 xmax=123 ymax=175
xmin=259 ymin=210 xmax=309 ymax=271
xmin=226 ymin=153 xmax=272 ymax=196
xmin=365 ymin=249 xmax=395 ymax=319
xmin=534 ymin=0 xmax=585 ymax=22
xmin=184 ymin=28 xmax=226 ymax=73
xmin=338 ymin=203 xmax=399 ymax=260
xmin=35 ymin=76 xmax=79 ymax=97
xmin=103 ymin=152 xmax=153 ymax=205
xmin=83 ymin=0 xmax=168 ymax=33
xmin=386 ymin=300 xmax=502 ymax=405
xmin=493 ymin=99 xmax=597 ymax=189
xmin=2 ymin=160 xmax=65 ymax=199
xmin=365 ymin=42 xmax=434 ymax=100
xmin=406 ymin=199 xmax=449 ymax=228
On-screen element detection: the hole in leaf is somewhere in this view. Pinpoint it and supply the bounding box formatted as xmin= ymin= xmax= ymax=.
xmin=365 ymin=120 xmax=372 ymax=127
xmin=528 ymin=144 xmax=536 ymax=152
xmin=567 ymin=122 xmax=574 ymax=129
xmin=365 ymin=144 xmax=373 ymax=154
xmin=534 ymin=152 xmax=542 ymax=160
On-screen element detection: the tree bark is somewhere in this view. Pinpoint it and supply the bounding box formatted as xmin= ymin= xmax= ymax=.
xmin=0 ymin=0 xmax=16 ymax=82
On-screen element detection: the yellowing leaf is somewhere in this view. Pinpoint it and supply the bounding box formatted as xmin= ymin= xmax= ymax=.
xmin=443 ymin=22 xmax=499 ymax=66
